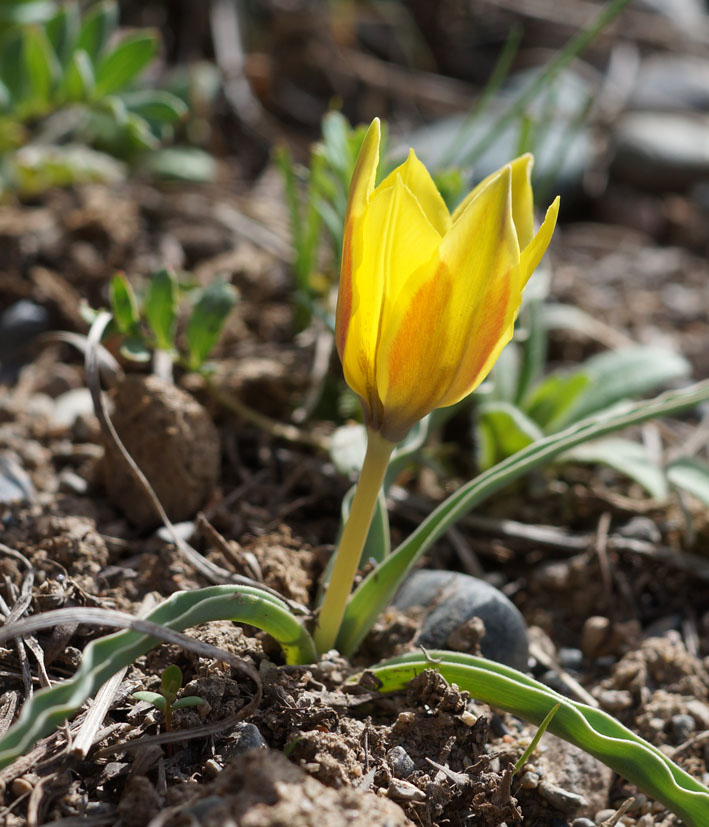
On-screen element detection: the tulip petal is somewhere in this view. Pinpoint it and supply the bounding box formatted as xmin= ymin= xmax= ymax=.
xmin=336 ymin=119 xmax=381 ymax=360
xmin=342 ymin=173 xmax=440 ymax=430
xmin=377 ymin=149 xmax=451 ymax=236
xmin=520 ymin=195 xmax=560 ymax=285
xmin=452 ymin=155 xmax=534 ymax=249
xmin=376 ymin=167 xmax=520 ymax=439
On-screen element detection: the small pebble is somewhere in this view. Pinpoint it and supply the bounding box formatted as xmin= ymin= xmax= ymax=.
xmin=538 ymin=782 xmax=586 ymax=814
xmin=670 ymin=713 xmax=696 ymax=742
xmin=227 ymin=722 xmax=268 ymax=755
xmin=572 ymin=820 xmax=596 ymax=827
xmin=387 ymin=745 xmax=415 ymax=778
xmin=558 ymin=647 xmax=584 ymax=671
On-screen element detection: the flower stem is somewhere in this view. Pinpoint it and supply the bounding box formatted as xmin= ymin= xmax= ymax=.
xmin=314 ymin=428 xmax=395 ymax=654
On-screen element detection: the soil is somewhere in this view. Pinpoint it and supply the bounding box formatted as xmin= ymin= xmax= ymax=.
xmin=1 ymin=35 xmax=709 ymax=825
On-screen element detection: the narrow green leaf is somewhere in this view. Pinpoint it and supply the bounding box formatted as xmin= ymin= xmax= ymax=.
xmin=337 ymin=381 xmax=709 ymax=656
xmin=476 ymin=402 xmax=543 ymax=470
xmin=121 ymin=89 xmax=187 ymax=123
xmin=109 ymin=273 xmax=139 ymax=333
xmin=666 ymin=458 xmax=709 ymax=506
xmin=22 ymin=25 xmax=58 ymax=111
xmin=0 ymin=585 xmax=317 ymax=769
xmin=367 ymin=652 xmax=709 ymax=827
xmin=186 ymin=280 xmax=237 ymax=370
xmin=0 ymin=34 xmax=24 ymax=104
xmin=144 ymin=268 xmax=177 ymax=350
xmin=93 ymin=32 xmax=158 ymax=98
xmin=516 ymin=297 xmax=548 ymax=405
xmin=45 ymin=1 xmax=79 ymax=65
xmin=563 ymin=437 xmax=668 ymax=501
xmin=132 ymin=691 xmax=166 ymax=711
xmin=141 ymin=147 xmax=217 ymax=182
xmin=514 ymin=703 xmax=560 ymax=773
xmin=58 ymin=48 xmax=94 ymax=101
xmin=75 ymin=0 xmax=118 ymax=61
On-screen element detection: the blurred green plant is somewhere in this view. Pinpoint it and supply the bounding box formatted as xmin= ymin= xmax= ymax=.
xmin=476 ymin=297 xmax=694 ymax=500
xmin=93 ymin=269 xmax=237 ymax=373
xmin=276 ymin=112 xmax=388 ymax=330
xmin=132 ymin=664 xmax=204 ymax=737
xmin=0 ymin=0 xmax=188 ymax=194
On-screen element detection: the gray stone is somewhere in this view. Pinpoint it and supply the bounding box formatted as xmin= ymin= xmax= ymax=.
xmin=387 ymin=745 xmax=415 ymax=778
xmin=612 ymin=112 xmax=709 ymax=190
xmin=227 ymin=722 xmax=268 ymax=756
xmin=392 ymin=569 xmax=529 ymax=671
xmin=0 ymin=453 xmax=36 ymax=504
xmin=630 ymin=55 xmax=709 ymax=112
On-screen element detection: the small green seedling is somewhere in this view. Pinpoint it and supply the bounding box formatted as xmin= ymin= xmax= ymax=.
xmin=98 ymin=268 xmax=237 ymax=372
xmin=132 ymin=664 xmax=204 ymax=736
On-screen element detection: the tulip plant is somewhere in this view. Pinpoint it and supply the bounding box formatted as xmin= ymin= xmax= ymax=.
xmin=1 ymin=119 xmax=709 ymax=825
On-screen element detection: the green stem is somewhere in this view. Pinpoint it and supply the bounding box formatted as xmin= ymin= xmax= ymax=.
xmin=314 ymin=428 xmax=395 ymax=653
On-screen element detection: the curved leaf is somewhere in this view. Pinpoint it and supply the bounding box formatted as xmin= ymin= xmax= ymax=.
xmin=337 ymin=381 xmax=709 ymax=656
xmin=93 ymin=32 xmax=158 ymax=98
xmin=367 ymin=651 xmax=709 ymax=827
xmin=0 ymin=585 xmax=315 ymax=769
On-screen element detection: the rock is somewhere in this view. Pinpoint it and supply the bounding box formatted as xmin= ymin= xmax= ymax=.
xmin=52 ymin=388 xmax=95 ymax=429
xmin=392 ymin=569 xmax=529 ymax=671
xmin=101 ymin=374 xmax=220 ymax=528
xmin=228 ymin=722 xmax=268 ymax=755
xmin=405 ymin=68 xmax=595 ymax=206
xmin=0 ymin=453 xmax=36 ymax=504
xmin=0 ymin=300 xmax=50 ymax=364
xmin=535 ymin=734 xmax=613 ymax=818
xmin=629 ymin=55 xmax=709 ymax=112
xmin=612 ymin=112 xmax=709 ymax=190
xmin=386 ymin=745 xmax=415 ymax=778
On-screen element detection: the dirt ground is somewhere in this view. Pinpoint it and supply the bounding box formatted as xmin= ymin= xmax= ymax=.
xmin=0 ymin=163 xmax=707 ymax=827
xmin=2 ymin=2 xmax=709 ymax=825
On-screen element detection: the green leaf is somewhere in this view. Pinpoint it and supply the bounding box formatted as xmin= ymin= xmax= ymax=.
xmin=0 ymin=34 xmax=24 ymax=104
xmin=45 ymin=1 xmax=79 ymax=66
xmin=132 ymin=691 xmax=166 ymax=711
xmin=93 ymin=31 xmax=158 ymax=98
xmin=666 ymin=458 xmax=709 ymax=506
xmin=58 ymin=48 xmax=94 ymax=101
xmin=140 ymin=146 xmax=217 ymax=182
xmin=75 ymin=0 xmax=118 ymax=61
xmin=121 ymin=89 xmax=187 ymax=123
xmin=476 ymin=401 xmax=543 ymax=470
xmin=144 ymin=269 xmax=177 ymax=350
xmin=0 ymin=1 xmax=56 ymax=26
xmin=367 ymin=652 xmax=709 ymax=827
xmin=557 ymin=346 xmax=691 ymax=428
xmin=488 ymin=342 xmax=520 ymax=403
xmin=523 ymin=371 xmax=590 ymax=431
xmin=186 ymin=280 xmax=237 ymax=370
xmin=109 ymin=273 xmax=139 ymax=333
xmin=171 ymin=696 xmax=205 ymax=710
xmin=0 ymin=584 xmax=317 ymax=769
xmin=161 ymin=664 xmax=182 ymax=703
xmin=562 ymin=437 xmax=668 ymax=501
xmin=516 ymin=297 xmax=547 ymax=405
xmin=22 ymin=25 xmax=58 ymax=112
xmin=336 ymin=381 xmax=709 ymax=657
xmin=119 ymin=336 xmax=151 ymax=363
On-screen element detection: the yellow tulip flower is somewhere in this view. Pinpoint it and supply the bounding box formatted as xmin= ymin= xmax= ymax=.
xmin=315 ymin=117 xmax=559 ymax=654
xmin=336 ymin=117 xmax=560 ymax=443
